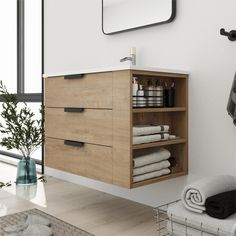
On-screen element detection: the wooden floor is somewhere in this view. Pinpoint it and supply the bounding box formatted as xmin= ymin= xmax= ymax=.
xmin=0 ymin=162 xmax=156 ymax=236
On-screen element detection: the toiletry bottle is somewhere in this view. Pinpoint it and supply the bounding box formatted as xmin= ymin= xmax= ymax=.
xmin=164 ymin=82 xmax=175 ymax=107
xmin=132 ymin=77 xmax=138 ymax=96
xmin=137 ymin=85 xmax=146 ymax=107
xmin=146 ymin=80 xmax=155 ymax=107
xmin=132 ymin=77 xmax=139 ymax=107
xmin=155 ymin=80 xmax=164 ymax=107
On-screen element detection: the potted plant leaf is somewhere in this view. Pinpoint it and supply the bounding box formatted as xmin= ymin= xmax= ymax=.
xmin=0 ymin=81 xmax=44 ymax=185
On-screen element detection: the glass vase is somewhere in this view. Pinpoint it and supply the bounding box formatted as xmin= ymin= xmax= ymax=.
xmin=16 ymin=157 xmax=37 ymax=185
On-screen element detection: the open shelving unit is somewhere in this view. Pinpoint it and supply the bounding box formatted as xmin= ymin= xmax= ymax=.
xmin=131 ymin=70 xmax=189 ymax=188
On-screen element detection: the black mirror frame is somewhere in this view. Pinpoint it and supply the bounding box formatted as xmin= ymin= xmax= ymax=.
xmin=102 ymin=0 xmax=177 ymax=35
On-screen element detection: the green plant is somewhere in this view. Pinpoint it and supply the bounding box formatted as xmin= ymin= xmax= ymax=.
xmin=0 ymin=81 xmax=44 ymax=159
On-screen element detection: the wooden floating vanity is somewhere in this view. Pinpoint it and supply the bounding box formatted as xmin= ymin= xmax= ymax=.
xmin=44 ymin=66 xmax=189 ymax=188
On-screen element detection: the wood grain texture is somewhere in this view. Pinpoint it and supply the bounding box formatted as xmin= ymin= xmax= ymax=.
xmin=44 ymin=69 xmax=189 ymax=188
xmin=45 ymin=138 xmax=113 ymax=184
xmin=131 ymin=70 xmax=188 ymax=79
xmin=133 ymin=107 xmax=186 ymax=113
xmin=45 ymin=72 xmax=113 ymax=109
xmin=133 ymin=139 xmax=187 ymax=150
xmin=131 ymin=72 xmax=189 ymax=186
xmin=112 ymin=70 xmax=132 ymax=188
xmin=45 ymin=108 xmax=112 ymax=146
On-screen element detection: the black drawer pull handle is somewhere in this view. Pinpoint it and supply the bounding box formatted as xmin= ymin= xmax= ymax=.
xmin=64 ymin=74 xmax=84 ymax=80
xmin=64 ymin=140 xmax=84 ymax=147
xmin=64 ymin=108 xmax=84 ymax=113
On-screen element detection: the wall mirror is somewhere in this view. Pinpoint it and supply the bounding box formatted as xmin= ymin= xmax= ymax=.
xmin=102 ymin=0 xmax=176 ymax=35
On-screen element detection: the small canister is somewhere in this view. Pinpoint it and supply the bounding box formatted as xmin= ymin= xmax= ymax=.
xmin=164 ymin=82 xmax=175 ymax=107
xmin=154 ymin=80 xmax=164 ymax=107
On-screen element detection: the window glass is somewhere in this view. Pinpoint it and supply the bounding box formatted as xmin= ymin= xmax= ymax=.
xmin=0 ymin=0 xmax=17 ymax=93
xmin=24 ymin=0 xmax=42 ymax=93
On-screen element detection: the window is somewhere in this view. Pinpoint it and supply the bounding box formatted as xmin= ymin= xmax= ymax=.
xmin=0 ymin=0 xmax=43 ymax=171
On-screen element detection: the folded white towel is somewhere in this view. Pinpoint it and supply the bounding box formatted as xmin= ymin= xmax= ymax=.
xmin=133 ymin=160 xmax=170 ymax=176
xmin=133 ymin=133 xmax=169 ymax=145
xmin=133 ymin=125 xmax=169 ymax=136
xmin=133 ymin=148 xmax=170 ymax=168
xmin=133 ymin=168 xmax=170 ymax=183
xmin=167 ymin=201 xmax=236 ymax=236
xmin=181 ymin=175 xmax=236 ymax=213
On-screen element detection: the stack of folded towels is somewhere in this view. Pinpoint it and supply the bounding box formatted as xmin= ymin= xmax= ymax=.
xmin=167 ymin=175 xmax=236 ymax=236
xmin=133 ymin=125 xmax=171 ymax=145
xmin=133 ymin=147 xmax=171 ymax=183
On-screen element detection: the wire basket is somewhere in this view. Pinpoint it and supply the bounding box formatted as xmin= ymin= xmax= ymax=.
xmin=154 ymin=200 xmax=233 ymax=236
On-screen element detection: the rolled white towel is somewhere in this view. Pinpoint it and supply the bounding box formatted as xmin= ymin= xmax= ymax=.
xmin=133 ymin=168 xmax=170 ymax=183
xmin=167 ymin=201 xmax=236 ymax=236
xmin=181 ymin=175 xmax=236 ymax=213
xmin=133 ymin=125 xmax=169 ymax=136
xmin=133 ymin=147 xmax=170 ymax=168
xmin=133 ymin=133 xmax=169 ymax=145
xmin=133 ymin=160 xmax=170 ymax=176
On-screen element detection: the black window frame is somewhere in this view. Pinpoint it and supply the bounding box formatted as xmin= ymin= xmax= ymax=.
xmin=0 ymin=0 xmax=44 ymax=173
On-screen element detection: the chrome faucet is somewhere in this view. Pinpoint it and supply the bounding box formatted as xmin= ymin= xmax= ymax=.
xmin=120 ymin=47 xmax=136 ymax=65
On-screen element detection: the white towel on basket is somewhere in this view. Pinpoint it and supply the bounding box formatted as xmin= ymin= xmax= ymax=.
xmin=133 ymin=168 xmax=170 ymax=183
xmin=181 ymin=175 xmax=236 ymax=213
xmin=133 ymin=160 xmax=170 ymax=176
xmin=133 ymin=133 xmax=169 ymax=145
xmin=133 ymin=125 xmax=169 ymax=136
xmin=167 ymin=201 xmax=236 ymax=236
xmin=133 ymin=148 xmax=171 ymax=168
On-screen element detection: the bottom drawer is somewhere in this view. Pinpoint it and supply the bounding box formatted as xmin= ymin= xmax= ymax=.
xmin=45 ymin=138 xmax=113 ymax=184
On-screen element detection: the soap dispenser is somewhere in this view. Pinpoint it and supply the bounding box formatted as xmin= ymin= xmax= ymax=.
xmin=136 ymin=85 xmax=146 ymax=107
xmin=132 ymin=77 xmax=139 ymax=107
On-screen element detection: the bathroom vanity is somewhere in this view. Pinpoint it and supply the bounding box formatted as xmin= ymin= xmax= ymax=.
xmin=44 ymin=66 xmax=189 ymax=188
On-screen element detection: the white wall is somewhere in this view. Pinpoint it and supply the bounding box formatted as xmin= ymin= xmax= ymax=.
xmin=44 ymin=0 xmax=236 ymax=207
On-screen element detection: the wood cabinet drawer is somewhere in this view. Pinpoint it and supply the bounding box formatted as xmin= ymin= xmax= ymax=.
xmin=45 ymin=72 xmax=113 ymax=109
xmin=45 ymin=108 xmax=112 ymax=146
xmin=45 ymin=138 xmax=113 ymax=184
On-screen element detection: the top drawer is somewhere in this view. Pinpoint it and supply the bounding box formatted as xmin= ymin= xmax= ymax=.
xmin=45 ymin=72 xmax=113 ymax=109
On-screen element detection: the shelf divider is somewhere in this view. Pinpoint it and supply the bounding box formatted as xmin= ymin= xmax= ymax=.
xmin=133 ymin=107 xmax=186 ymax=113
xmin=133 ymin=138 xmax=186 ymax=150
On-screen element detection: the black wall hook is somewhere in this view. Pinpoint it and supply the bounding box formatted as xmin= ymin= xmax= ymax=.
xmin=220 ymin=28 xmax=236 ymax=41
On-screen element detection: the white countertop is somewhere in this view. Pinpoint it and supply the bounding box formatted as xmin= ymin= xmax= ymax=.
xmin=43 ymin=65 xmax=189 ymax=78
